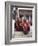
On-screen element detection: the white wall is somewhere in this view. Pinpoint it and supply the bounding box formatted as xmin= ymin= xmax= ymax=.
xmin=0 ymin=0 xmax=38 ymax=46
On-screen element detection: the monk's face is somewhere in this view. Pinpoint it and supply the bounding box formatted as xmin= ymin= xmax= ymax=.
xmin=18 ymin=17 xmax=22 ymax=22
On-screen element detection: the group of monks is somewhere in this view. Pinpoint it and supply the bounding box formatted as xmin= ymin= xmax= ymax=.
xmin=15 ymin=15 xmax=31 ymax=34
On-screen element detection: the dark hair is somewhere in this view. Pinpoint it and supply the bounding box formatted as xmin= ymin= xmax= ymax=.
xmin=20 ymin=14 xmax=23 ymax=18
